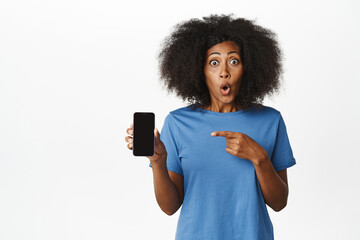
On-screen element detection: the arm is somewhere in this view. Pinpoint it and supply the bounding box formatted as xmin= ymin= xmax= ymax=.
xmin=151 ymin=155 xmax=183 ymax=216
xmin=253 ymin=155 xmax=289 ymax=212
xmin=126 ymin=123 xmax=184 ymax=215
xmin=211 ymin=130 xmax=291 ymax=212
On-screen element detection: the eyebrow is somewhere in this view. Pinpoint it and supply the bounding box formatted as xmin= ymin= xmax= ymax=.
xmin=208 ymin=51 xmax=240 ymax=57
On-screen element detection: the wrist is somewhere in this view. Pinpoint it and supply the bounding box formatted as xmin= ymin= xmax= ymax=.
xmin=150 ymin=152 xmax=167 ymax=166
xmin=252 ymin=153 xmax=270 ymax=167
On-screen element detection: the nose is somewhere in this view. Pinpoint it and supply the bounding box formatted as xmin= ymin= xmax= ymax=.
xmin=220 ymin=64 xmax=230 ymax=79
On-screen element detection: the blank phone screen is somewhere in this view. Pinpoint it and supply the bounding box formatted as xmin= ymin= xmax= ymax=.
xmin=133 ymin=112 xmax=154 ymax=156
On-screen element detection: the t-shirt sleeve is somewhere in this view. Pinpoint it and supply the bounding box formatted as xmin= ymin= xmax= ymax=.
xmin=270 ymin=113 xmax=296 ymax=171
xmin=148 ymin=113 xmax=183 ymax=176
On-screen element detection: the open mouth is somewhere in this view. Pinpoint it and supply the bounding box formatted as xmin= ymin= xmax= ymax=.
xmin=220 ymin=83 xmax=231 ymax=95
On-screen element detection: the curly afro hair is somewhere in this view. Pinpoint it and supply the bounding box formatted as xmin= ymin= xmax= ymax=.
xmin=157 ymin=13 xmax=284 ymax=112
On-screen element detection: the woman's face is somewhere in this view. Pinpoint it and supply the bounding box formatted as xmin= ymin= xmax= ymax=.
xmin=203 ymin=41 xmax=243 ymax=107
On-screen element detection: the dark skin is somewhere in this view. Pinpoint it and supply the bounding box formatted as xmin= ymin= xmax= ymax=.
xmin=203 ymin=40 xmax=243 ymax=113
xmin=125 ymin=40 xmax=289 ymax=213
xmin=125 ymin=125 xmax=184 ymax=215
xmin=206 ymin=41 xmax=289 ymax=211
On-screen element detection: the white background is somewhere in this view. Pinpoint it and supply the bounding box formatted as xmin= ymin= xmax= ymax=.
xmin=1 ymin=0 xmax=359 ymax=239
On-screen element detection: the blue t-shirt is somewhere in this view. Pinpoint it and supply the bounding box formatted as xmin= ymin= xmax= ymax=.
xmin=149 ymin=104 xmax=296 ymax=240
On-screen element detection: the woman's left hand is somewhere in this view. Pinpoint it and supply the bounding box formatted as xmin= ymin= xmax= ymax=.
xmin=211 ymin=131 xmax=268 ymax=165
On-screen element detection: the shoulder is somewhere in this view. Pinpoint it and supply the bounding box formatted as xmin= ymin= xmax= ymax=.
xmin=170 ymin=104 xmax=197 ymax=114
xmin=160 ymin=106 xmax=190 ymax=129
xmin=167 ymin=104 xmax=198 ymax=119
xmin=250 ymin=104 xmax=281 ymax=119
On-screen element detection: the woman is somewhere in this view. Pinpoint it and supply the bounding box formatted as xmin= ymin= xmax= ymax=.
xmin=125 ymin=14 xmax=296 ymax=240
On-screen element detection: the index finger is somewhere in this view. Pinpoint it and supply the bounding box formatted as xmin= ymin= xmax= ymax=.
xmin=211 ymin=131 xmax=237 ymax=137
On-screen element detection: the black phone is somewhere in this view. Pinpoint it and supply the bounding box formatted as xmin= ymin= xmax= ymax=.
xmin=133 ymin=112 xmax=155 ymax=157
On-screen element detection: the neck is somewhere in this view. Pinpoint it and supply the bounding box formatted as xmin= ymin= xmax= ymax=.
xmin=202 ymin=103 xmax=241 ymax=113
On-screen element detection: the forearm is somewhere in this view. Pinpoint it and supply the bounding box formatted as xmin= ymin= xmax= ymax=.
xmin=253 ymin=155 xmax=288 ymax=212
xmin=151 ymin=158 xmax=181 ymax=215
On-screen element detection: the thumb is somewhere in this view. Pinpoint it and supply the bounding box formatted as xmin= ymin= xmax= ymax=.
xmin=153 ymin=128 xmax=167 ymax=157
xmin=154 ymin=128 xmax=161 ymax=144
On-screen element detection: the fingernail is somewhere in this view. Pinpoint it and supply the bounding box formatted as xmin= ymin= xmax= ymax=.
xmin=211 ymin=132 xmax=215 ymax=136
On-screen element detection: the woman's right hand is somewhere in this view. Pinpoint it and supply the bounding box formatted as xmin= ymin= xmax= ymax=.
xmin=125 ymin=123 xmax=167 ymax=165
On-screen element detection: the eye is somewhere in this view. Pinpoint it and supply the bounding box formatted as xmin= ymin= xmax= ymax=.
xmin=209 ymin=59 xmax=219 ymax=66
xmin=230 ymin=58 xmax=239 ymax=64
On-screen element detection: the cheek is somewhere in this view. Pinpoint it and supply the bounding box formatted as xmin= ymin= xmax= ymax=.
xmin=231 ymin=68 xmax=244 ymax=83
xmin=205 ymin=79 xmax=216 ymax=91
xmin=204 ymin=68 xmax=217 ymax=84
xmin=230 ymin=64 xmax=243 ymax=74
xmin=204 ymin=66 xmax=217 ymax=77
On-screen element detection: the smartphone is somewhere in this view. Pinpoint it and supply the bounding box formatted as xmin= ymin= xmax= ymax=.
xmin=133 ymin=112 xmax=155 ymax=157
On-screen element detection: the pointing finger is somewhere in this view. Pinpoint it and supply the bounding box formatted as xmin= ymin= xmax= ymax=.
xmin=211 ymin=131 xmax=236 ymax=137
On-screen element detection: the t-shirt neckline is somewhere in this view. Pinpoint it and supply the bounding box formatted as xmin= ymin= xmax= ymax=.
xmin=193 ymin=104 xmax=248 ymax=115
